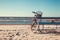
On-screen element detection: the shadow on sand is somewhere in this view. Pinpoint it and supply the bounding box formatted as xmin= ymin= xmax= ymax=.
xmin=33 ymin=29 xmax=60 ymax=35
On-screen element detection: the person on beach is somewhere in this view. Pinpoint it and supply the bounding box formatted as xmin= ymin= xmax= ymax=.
xmin=51 ymin=19 xmax=55 ymax=23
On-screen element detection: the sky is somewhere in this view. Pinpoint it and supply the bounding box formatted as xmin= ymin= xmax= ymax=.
xmin=0 ymin=0 xmax=60 ymax=17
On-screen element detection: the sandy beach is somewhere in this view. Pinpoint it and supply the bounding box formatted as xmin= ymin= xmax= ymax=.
xmin=0 ymin=24 xmax=60 ymax=40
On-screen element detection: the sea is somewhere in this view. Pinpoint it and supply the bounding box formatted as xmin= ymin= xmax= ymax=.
xmin=0 ymin=17 xmax=60 ymax=24
xmin=0 ymin=17 xmax=33 ymax=24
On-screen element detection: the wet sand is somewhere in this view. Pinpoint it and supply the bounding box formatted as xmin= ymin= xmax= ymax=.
xmin=0 ymin=24 xmax=60 ymax=40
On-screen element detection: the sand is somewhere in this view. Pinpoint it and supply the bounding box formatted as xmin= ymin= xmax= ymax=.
xmin=0 ymin=24 xmax=60 ymax=40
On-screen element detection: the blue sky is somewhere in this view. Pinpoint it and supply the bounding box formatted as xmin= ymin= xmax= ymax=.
xmin=0 ymin=0 xmax=60 ymax=17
